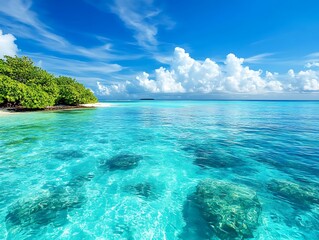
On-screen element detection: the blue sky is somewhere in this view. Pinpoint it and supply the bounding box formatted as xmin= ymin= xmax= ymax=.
xmin=1 ymin=0 xmax=319 ymax=99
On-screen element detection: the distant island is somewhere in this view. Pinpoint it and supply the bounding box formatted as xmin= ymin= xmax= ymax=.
xmin=140 ymin=98 xmax=155 ymax=100
xmin=0 ymin=56 xmax=97 ymax=110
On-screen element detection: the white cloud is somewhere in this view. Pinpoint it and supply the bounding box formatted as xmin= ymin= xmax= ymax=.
xmin=245 ymin=53 xmax=274 ymax=63
xmin=0 ymin=30 xmax=18 ymax=58
xmin=111 ymin=0 xmax=158 ymax=50
xmin=305 ymin=62 xmax=319 ymax=68
xmin=136 ymin=68 xmax=185 ymax=93
xmin=136 ymin=72 xmax=159 ymax=92
xmin=288 ymin=69 xmax=319 ymax=91
xmin=102 ymin=47 xmax=319 ymax=96
xmin=264 ymin=71 xmax=283 ymax=91
xmin=97 ymin=81 xmax=128 ymax=96
xmin=306 ymin=52 xmax=319 ymax=58
xmin=110 ymin=0 xmax=173 ymax=51
xmin=26 ymin=53 xmax=123 ymax=79
xmin=0 ymin=0 xmax=126 ymax=60
xmin=136 ymin=47 xmax=283 ymax=94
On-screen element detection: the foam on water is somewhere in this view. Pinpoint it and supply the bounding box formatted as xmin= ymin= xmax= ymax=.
xmin=0 ymin=101 xmax=318 ymax=239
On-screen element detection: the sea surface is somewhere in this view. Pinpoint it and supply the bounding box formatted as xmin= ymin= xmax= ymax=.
xmin=0 ymin=101 xmax=318 ymax=240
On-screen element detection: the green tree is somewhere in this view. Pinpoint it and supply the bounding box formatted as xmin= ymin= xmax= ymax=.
xmin=0 ymin=55 xmax=98 ymax=109
xmin=21 ymin=85 xmax=53 ymax=109
xmin=56 ymin=76 xmax=97 ymax=105
xmin=0 ymin=75 xmax=26 ymax=106
xmin=0 ymin=56 xmax=39 ymax=84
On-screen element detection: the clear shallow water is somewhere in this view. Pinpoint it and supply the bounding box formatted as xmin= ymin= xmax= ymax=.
xmin=0 ymin=101 xmax=318 ymax=240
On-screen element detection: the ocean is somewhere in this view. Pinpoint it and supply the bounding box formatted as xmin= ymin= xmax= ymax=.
xmin=0 ymin=101 xmax=318 ymax=239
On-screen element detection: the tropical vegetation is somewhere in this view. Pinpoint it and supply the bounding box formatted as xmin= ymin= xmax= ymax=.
xmin=0 ymin=56 xmax=97 ymax=109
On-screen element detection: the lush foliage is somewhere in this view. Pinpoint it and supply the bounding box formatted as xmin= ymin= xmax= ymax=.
xmin=0 ymin=56 xmax=97 ymax=109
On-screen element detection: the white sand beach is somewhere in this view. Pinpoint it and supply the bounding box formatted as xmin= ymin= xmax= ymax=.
xmin=0 ymin=109 xmax=15 ymax=115
xmin=80 ymin=102 xmax=114 ymax=108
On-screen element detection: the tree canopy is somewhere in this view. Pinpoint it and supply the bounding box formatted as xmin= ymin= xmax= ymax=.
xmin=0 ymin=56 xmax=97 ymax=109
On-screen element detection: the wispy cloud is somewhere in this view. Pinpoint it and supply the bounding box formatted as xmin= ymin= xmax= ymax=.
xmin=306 ymin=52 xmax=319 ymax=58
xmin=0 ymin=0 xmax=134 ymax=61
xmin=0 ymin=1 xmax=71 ymax=49
xmin=245 ymin=53 xmax=275 ymax=63
xmin=26 ymin=53 xmax=123 ymax=77
xmin=110 ymin=0 xmax=174 ymax=52
xmin=25 ymin=52 xmax=126 ymax=93
xmin=243 ymin=52 xmax=319 ymax=68
xmin=305 ymin=52 xmax=319 ymax=65
xmin=111 ymin=0 xmax=159 ymax=50
xmin=81 ymin=0 xmax=175 ymax=63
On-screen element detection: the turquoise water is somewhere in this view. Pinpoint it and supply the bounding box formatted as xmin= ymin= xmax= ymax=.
xmin=0 ymin=101 xmax=318 ymax=240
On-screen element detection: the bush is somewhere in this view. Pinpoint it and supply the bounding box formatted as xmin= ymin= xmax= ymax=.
xmin=0 ymin=75 xmax=26 ymax=105
xmin=0 ymin=56 xmax=98 ymax=109
xmin=56 ymin=76 xmax=98 ymax=105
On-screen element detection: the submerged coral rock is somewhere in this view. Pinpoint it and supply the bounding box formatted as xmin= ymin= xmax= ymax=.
xmin=180 ymin=193 xmax=214 ymax=239
xmin=195 ymin=149 xmax=239 ymax=168
xmin=67 ymin=173 xmax=95 ymax=188
xmin=185 ymin=144 xmax=241 ymax=168
xmin=53 ymin=149 xmax=85 ymax=161
xmin=132 ymin=183 xmax=152 ymax=198
xmin=104 ymin=153 xmax=142 ymax=171
xmin=6 ymin=185 xmax=85 ymax=232
xmin=125 ymin=182 xmax=154 ymax=199
xmin=195 ymin=179 xmax=261 ymax=239
xmin=268 ymin=180 xmax=319 ymax=207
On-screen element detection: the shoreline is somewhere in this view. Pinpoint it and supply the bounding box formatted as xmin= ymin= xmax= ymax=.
xmin=79 ymin=103 xmax=113 ymax=108
xmin=0 ymin=102 xmax=113 ymax=115
xmin=0 ymin=109 xmax=15 ymax=115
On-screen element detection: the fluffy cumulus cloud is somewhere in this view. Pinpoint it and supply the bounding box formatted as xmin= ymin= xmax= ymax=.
xmin=305 ymin=62 xmax=319 ymax=68
xmin=0 ymin=30 xmax=18 ymax=58
xmin=135 ymin=47 xmax=285 ymax=94
xmin=97 ymin=81 xmax=129 ymax=96
xmin=99 ymin=47 xmax=319 ymax=97
xmin=288 ymin=69 xmax=319 ymax=91
xmin=134 ymin=47 xmax=319 ymax=95
xmin=136 ymin=69 xmax=185 ymax=93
